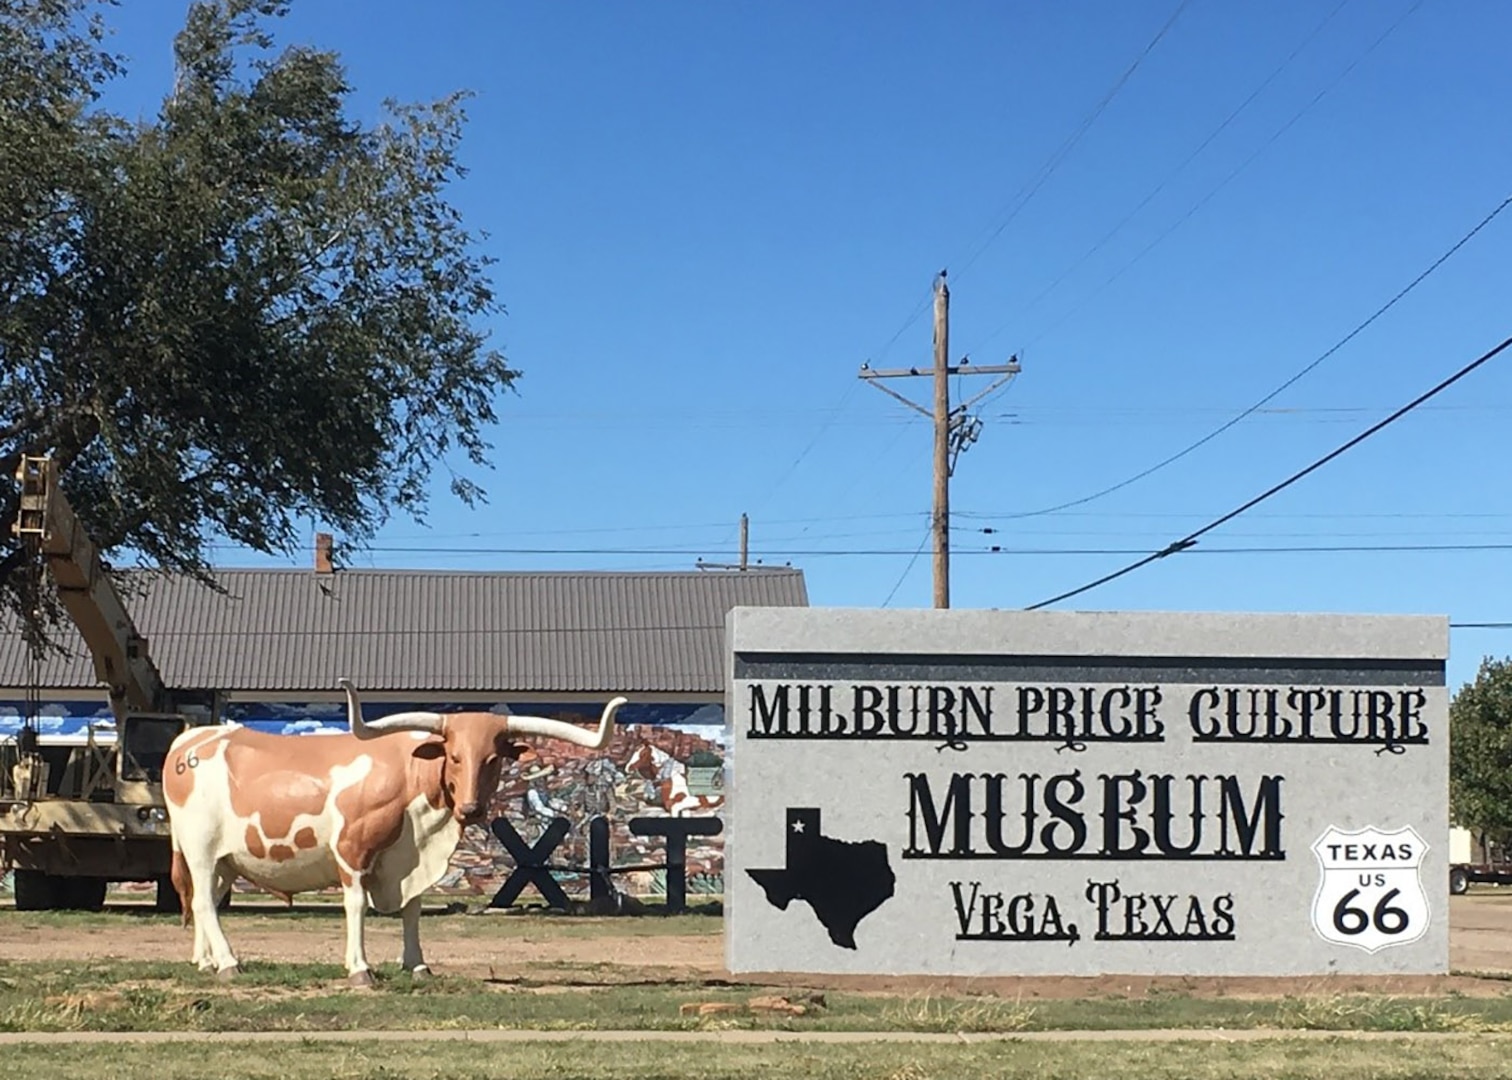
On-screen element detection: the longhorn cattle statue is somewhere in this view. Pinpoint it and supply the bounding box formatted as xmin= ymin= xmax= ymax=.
xmin=163 ymin=679 xmax=626 ymax=985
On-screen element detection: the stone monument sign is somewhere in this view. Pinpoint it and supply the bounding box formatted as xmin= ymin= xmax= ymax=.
xmin=725 ymin=608 xmax=1448 ymax=976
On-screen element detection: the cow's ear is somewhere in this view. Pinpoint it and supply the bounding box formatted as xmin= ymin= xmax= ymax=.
xmin=412 ymin=738 xmax=445 ymax=761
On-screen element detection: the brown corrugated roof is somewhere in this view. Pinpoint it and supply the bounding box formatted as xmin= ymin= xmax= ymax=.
xmin=0 ymin=567 xmax=807 ymax=695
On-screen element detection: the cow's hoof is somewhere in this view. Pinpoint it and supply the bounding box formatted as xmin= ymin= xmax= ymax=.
xmin=409 ymin=964 xmax=433 ymax=981
xmin=215 ymin=964 xmax=242 ymax=981
xmin=349 ymin=969 xmax=376 ymax=989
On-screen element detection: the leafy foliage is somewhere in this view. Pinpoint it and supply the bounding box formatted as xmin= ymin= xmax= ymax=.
xmin=0 ymin=0 xmax=515 ymax=622
xmin=1449 ymin=656 xmax=1512 ymax=844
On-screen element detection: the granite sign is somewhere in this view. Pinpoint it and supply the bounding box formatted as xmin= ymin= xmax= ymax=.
xmin=724 ymin=608 xmax=1448 ymax=976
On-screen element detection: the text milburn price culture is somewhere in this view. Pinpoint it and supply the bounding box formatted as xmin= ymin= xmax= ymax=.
xmin=746 ymin=682 xmax=1430 ymax=750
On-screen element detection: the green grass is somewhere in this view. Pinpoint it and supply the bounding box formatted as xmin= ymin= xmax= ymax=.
xmin=10 ymin=1036 xmax=1512 ymax=1080
xmin=3 ymin=959 xmax=1512 ymax=1036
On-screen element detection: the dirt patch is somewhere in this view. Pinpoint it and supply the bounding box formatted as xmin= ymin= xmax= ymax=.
xmin=735 ymin=970 xmax=1512 ymax=1000
xmin=1441 ymin=893 xmax=1512 ymax=975
xmin=0 ymin=911 xmax=721 ymax=980
xmin=5 ymin=893 xmax=1512 ymax=1000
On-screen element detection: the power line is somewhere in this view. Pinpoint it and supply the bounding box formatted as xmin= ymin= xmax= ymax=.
xmin=740 ymin=378 xmax=868 ymax=528
xmin=203 ymin=520 xmax=1512 ymax=558
xmin=767 ymin=391 xmax=933 ymax=555
xmin=968 ymin=0 xmax=1351 ymax=357
xmin=952 ymin=0 xmax=1194 ymax=286
xmin=978 ymin=408 xmax=1493 ymax=429
xmin=959 ymin=510 xmax=1512 ymax=522
xmin=873 ymin=0 xmax=1192 ymax=357
xmin=995 ymin=187 xmax=1512 ymax=521
xmin=881 ymin=526 xmax=933 ymax=607
xmin=201 ymin=539 xmax=1512 ymax=561
xmin=998 ymin=542 xmax=1512 ymax=553
xmin=709 ymin=374 xmax=876 ymax=551
xmin=371 ymin=398 xmax=1512 ymax=426
xmin=991 ymin=403 xmax=1512 ymax=417
xmin=807 ymin=411 xmax=928 ymax=531
xmin=1018 ymin=0 xmax=1424 ymax=357
xmin=194 ymin=502 xmax=1512 ymax=552
xmin=363 ymin=510 xmax=933 ymax=544
xmin=980 ymin=528 xmax=1512 ymax=540
xmin=1026 ymin=332 xmax=1512 ymax=610
xmin=874 ymin=282 xmax=940 ymax=364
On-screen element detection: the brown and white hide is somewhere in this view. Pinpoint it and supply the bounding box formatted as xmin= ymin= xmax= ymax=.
xmin=164 ymin=681 xmax=624 ymax=985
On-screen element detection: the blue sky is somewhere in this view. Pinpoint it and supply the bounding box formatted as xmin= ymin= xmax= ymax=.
xmin=92 ymin=1 xmax=1512 ymax=692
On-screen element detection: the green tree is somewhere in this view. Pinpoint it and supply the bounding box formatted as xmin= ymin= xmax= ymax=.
xmin=1449 ymin=656 xmax=1512 ymax=846
xmin=0 ymin=0 xmax=515 ymax=621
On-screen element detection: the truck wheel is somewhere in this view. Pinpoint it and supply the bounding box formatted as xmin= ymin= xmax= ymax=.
xmin=58 ymin=876 xmax=108 ymax=912
xmin=12 ymin=869 xmax=58 ymax=911
xmin=1450 ymin=867 xmax=1470 ymax=895
xmin=154 ymin=875 xmax=183 ymax=915
xmin=152 ymin=877 xmax=231 ymax=914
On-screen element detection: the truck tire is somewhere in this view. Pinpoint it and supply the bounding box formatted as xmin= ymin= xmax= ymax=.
xmin=154 ymin=875 xmax=183 ymax=915
xmin=57 ymin=876 xmax=108 ymax=912
xmin=152 ymin=875 xmax=231 ymax=914
xmin=12 ymin=869 xmax=58 ymax=911
xmin=1450 ymin=867 xmax=1470 ymax=895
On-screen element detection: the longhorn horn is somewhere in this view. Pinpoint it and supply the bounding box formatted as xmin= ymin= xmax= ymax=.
xmin=339 ymin=677 xmax=445 ymax=739
xmin=503 ymin=696 xmax=627 ymax=749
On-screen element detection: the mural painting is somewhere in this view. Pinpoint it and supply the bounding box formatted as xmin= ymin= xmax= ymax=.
xmin=449 ymin=718 xmax=728 ymax=901
xmin=0 ymin=698 xmax=728 ymax=903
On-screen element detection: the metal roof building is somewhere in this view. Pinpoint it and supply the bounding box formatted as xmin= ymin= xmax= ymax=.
xmin=0 ymin=567 xmax=808 ymax=706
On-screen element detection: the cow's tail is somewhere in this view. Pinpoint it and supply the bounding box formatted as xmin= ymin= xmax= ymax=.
xmin=170 ymin=845 xmax=193 ymax=929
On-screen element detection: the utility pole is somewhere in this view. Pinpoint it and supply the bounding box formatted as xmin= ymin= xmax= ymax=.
xmin=931 ymin=276 xmax=951 ymax=607
xmin=859 ymin=271 xmax=1021 ymax=608
xmin=697 ymin=512 xmax=754 ymax=572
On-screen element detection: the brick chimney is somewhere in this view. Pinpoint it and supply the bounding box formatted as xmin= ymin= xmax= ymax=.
xmin=314 ymin=532 xmax=334 ymax=574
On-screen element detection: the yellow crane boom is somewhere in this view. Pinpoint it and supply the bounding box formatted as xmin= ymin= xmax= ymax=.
xmin=10 ymin=454 xmax=167 ymax=720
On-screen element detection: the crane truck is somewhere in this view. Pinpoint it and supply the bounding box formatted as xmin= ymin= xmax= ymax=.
xmin=0 ymin=455 xmax=221 ymax=910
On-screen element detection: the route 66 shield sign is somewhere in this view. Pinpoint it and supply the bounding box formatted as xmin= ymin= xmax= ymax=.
xmin=1310 ymin=825 xmax=1430 ymax=953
